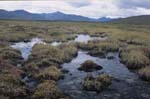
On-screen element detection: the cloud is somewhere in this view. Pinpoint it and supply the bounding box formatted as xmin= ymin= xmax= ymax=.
xmin=0 ymin=0 xmax=149 ymax=18
xmin=66 ymin=0 xmax=91 ymax=8
xmin=118 ymin=0 xmax=150 ymax=9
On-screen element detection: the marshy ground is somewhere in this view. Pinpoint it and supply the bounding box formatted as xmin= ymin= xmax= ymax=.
xmin=0 ymin=20 xmax=150 ymax=99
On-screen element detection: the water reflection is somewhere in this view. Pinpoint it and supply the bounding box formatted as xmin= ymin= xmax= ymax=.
xmin=11 ymin=38 xmax=45 ymax=60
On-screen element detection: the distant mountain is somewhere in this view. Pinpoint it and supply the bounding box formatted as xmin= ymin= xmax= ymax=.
xmin=98 ymin=17 xmax=113 ymax=22
xmin=111 ymin=15 xmax=150 ymax=24
xmin=0 ymin=9 xmax=43 ymax=20
xmin=0 ymin=10 xmax=98 ymax=22
xmin=42 ymin=11 xmax=97 ymax=21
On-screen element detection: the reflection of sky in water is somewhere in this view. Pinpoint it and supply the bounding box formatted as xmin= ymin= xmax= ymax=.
xmin=61 ymin=51 xmax=136 ymax=80
xmin=58 ymin=51 xmax=138 ymax=97
xmin=51 ymin=41 xmax=62 ymax=46
xmin=75 ymin=34 xmax=107 ymax=43
xmin=11 ymin=38 xmax=45 ymax=60
xmin=10 ymin=34 xmax=106 ymax=61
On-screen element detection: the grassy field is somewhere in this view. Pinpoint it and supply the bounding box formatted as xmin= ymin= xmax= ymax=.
xmin=0 ymin=20 xmax=150 ymax=99
xmin=0 ymin=20 xmax=150 ymax=43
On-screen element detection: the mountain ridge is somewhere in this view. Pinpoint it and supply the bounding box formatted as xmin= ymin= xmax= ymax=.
xmin=0 ymin=9 xmax=113 ymax=22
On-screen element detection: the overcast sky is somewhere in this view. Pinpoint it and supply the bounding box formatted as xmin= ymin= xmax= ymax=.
xmin=0 ymin=0 xmax=150 ymax=18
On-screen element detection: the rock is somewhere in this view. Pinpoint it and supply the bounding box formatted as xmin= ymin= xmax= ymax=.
xmin=78 ymin=60 xmax=102 ymax=72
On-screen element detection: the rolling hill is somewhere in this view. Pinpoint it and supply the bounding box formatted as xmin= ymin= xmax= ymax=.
xmin=111 ymin=15 xmax=150 ymax=24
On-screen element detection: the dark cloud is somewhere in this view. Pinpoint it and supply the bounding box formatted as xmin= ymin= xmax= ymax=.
xmin=119 ymin=0 xmax=150 ymax=9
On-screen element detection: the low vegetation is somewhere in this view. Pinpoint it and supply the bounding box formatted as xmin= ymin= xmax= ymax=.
xmin=0 ymin=19 xmax=150 ymax=98
xmin=88 ymin=48 xmax=106 ymax=58
xmin=24 ymin=44 xmax=77 ymax=76
xmin=78 ymin=60 xmax=102 ymax=72
xmin=96 ymin=41 xmax=119 ymax=52
xmin=0 ymin=73 xmax=27 ymax=99
xmin=36 ymin=66 xmax=61 ymax=81
xmin=0 ymin=46 xmax=23 ymax=65
xmin=83 ymin=74 xmax=112 ymax=92
xmin=32 ymin=80 xmax=67 ymax=99
xmin=119 ymin=47 xmax=150 ymax=69
xmin=138 ymin=66 xmax=150 ymax=81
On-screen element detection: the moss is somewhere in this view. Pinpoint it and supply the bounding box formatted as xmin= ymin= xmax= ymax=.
xmin=120 ymin=49 xmax=149 ymax=69
xmin=32 ymin=80 xmax=66 ymax=99
xmin=78 ymin=60 xmax=102 ymax=72
xmin=138 ymin=66 xmax=150 ymax=81
xmin=0 ymin=73 xmax=27 ymax=98
xmin=36 ymin=66 xmax=61 ymax=81
xmin=83 ymin=74 xmax=112 ymax=92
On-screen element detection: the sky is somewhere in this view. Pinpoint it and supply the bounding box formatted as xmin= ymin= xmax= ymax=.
xmin=0 ymin=0 xmax=150 ymax=19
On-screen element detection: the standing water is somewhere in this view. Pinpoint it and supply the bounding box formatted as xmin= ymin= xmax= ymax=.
xmin=75 ymin=34 xmax=107 ymax=43
xmin=58 ymin=51 xmax=139 ymax=99
xmin=11 ymin=38 xmax=46 ymax=61
xmin=51 ymin=41 xmax=62 ymax=46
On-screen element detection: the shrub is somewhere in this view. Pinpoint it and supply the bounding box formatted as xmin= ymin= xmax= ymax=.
xmin=78 ymin=60 xmax=102 ymax=72
xmin=25 ymin=44 xmax=77 ymax=77
xmin=138 ymin=66 xmax=150 ymax=81
xmin=83 ymin=74 xmax=111 ymax=92
xmin=58 ymin=43 xmax=78 ymax=62
xmin=140 ymin=46 xmax=150 ymax=59
xmin=32 ymin=80 xmax=66 ymax=99
xmin=36 ymin=66 xmax=61 ymax=81
xmin=28 ymin=43 xmax=77 ymax=66
xmin=97 ymin=42 xmax=119 ymax=52
xmin=88 ymin=48 xmax=106 ymax=58
xmin=76 ymin=42 xmax=95 ymax=51
xmin=0 ymin=47 xmax=23 ymax=65
xmin=0 ymin=73 xmax=27 ymax=98
xmin=120 ymin=49 xmax=149 ymax=69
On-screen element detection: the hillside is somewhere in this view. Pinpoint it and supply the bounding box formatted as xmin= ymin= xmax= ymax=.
xmin=0 ymin=9 xmax=97 ymax=22
xmin=111 ymin=15 xmax=150 ymax=24
xmin=0 ymin=9 xmax=115 ymax=22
